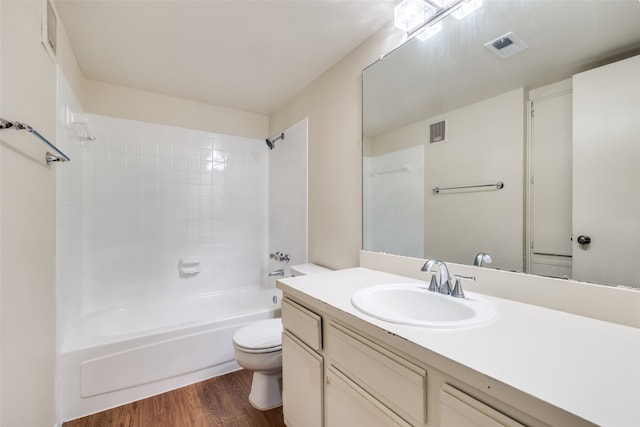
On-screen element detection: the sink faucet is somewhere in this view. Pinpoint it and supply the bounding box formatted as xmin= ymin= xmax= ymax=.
xmin=269 ymin=269 xmax=284 ymax=277
xmin=420 ymin=259 xmax=452 ymax=295
xmin=474 ymin=252 xmax=492 ymax=267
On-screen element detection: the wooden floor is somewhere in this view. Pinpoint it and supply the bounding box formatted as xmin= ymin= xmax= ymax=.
xmin=63 ymin=369 xmax=286 ymax=427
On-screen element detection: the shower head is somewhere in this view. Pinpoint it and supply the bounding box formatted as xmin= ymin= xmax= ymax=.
xmin=265 ymin=133 xmax=284 ymax=150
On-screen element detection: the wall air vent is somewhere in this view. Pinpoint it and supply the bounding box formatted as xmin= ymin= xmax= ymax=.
xmin=430 ymin=120 xmax=446 ymax=144
xmin=484 ymin=32 xmax=528 ymax=59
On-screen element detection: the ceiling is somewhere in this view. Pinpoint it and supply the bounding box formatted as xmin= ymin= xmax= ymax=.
xmin=55 ymin=0 xmax=397 ymax=115
xmin=363 ymin=0 xmax=640 ymax=136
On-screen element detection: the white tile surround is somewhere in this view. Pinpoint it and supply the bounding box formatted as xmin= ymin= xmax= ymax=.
xmin=363 ymin=144 xmax=424 ymax=258
xmin=78 ymin=114 xmax=268 ymax=310
xmin=56 ymin=102 xmax=296 ymax=349
xmin=56 ymin=73 xmax=308 ymax=419
xmin=268 ymin=118 xmax=308 ymax=281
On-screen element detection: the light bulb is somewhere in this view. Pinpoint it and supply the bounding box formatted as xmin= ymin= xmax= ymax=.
xmin=394 ymin=0 xmax=437 ymax=33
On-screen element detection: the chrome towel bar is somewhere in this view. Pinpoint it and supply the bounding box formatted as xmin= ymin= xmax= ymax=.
xmin=432 ymin=181 xmax=503 ymax=195
xmin=0 ymin=117 xmax=69 ymax=165
xmin=369 ymin=163 xmax=412 ymax=176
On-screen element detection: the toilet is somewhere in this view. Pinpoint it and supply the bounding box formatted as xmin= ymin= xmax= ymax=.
xmin=232 ymin=263 xmax=331 ymax=410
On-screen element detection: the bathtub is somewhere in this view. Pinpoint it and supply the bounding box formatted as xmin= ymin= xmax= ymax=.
xmin=61 ymin=287 xmax=281 ymax=422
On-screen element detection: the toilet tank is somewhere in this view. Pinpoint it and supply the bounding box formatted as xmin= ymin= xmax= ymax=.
xmin=290 ymin=263 xmax=332 ymax=277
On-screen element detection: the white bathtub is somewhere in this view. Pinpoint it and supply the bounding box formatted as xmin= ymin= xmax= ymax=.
xmin=61 ymin=287 xmax=281 ymax=422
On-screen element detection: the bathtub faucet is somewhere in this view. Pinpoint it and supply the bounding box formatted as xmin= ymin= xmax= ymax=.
xmin=268 ymin=269 xmax=284 ymax=277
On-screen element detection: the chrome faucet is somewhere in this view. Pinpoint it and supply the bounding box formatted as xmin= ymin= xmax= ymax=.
xmin=420 ymin=259 xmax=452 ymax=295
xmin=268 ymin=269 xmax=284 ymax=277
xmin=474 ymin=252 xmax=492 ymax=267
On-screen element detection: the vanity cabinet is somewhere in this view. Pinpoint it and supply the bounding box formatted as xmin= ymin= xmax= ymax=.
xmin=281 ymin=298 xmax=324 ymax=427
xmin=325 ymin=366 xmax=411 ymax=427
xmin=440 ymin=384 xmax=525 ymax=427
xmin=327 ymin=322 xmax=427 ymax=425
xmin=280 ymin=290 xmax=592 ymax=427
xmin=282 ymin=296 xmax=427 ymax=427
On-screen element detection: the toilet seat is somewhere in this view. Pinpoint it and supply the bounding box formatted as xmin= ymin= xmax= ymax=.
xmin=233 ymin=318 xmax=282 ymax=354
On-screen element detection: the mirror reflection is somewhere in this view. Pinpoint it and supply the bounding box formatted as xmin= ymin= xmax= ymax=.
xmin=362 ymin=0 xmax=640 ymax=288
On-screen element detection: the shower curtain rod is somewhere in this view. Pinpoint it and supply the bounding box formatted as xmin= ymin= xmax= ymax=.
xmin=0 ymin=117 xmax=70 ymax=165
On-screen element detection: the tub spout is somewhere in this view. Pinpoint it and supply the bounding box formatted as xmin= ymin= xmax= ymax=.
xmin=269 ymin=269 xmax=284 ymax=277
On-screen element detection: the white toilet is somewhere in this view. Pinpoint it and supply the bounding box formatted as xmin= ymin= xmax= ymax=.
xmin=232 ymin=263 xmax=331 ymax=410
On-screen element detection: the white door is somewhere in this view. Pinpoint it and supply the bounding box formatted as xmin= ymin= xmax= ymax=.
xmin=572 ymin=54 xmax=640 ymax=287
xmin=528 ymin=81 xmax=573 ymax=278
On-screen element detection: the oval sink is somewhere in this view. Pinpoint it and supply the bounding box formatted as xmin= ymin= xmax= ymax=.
xmin=351 ymin=283 xmax=498 ymax=329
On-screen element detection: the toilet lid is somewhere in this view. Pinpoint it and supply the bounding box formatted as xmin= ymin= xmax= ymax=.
xmin=233 ymin=318 xmax=282 ymax=351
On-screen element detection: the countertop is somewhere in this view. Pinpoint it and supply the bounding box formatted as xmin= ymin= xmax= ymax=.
xmin=277 ymin=267 xmax=640 ymax=427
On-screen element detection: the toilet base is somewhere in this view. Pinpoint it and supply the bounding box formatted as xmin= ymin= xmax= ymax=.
xmin=248 ymin=371 xmax=282 ymax=410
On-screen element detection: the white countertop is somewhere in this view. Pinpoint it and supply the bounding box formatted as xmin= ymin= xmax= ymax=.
xmin=277 ymin=267 xmax=640 ymax=427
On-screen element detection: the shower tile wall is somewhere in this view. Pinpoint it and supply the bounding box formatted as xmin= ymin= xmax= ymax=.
xmin=363 ymin=144 xmax=424 ymax=258
xmin=67 ymin=114 xmax=268 ymax=314
xmin=57 ymin=73 xmax=87 ymax=352
xmin=268 ymin=118 xmax=308 ymax=280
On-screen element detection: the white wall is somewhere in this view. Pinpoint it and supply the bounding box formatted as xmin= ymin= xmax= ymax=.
xmin=424 ymin=88 xmax=524 ymax=271
xmin=1 ymin=2 xmax=58 ymax=426
xmin=363 ymin=88 xmax=524 ymax=271
xmin=84 ymin=79 xmax=268 ymax=140
xmin=269 ymin=24 xmax=404 ymax=269
xmin=268 ymin=118 xmax=308 ymax=280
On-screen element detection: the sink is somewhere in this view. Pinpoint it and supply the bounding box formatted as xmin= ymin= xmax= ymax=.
xmin=351 ymin=283 xmax=498 ymax=329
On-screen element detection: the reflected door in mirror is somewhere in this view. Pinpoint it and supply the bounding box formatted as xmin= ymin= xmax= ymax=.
xmin=572 ymin=54 xmax=640 ymax=286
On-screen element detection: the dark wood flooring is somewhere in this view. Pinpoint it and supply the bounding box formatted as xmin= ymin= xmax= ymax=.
xmin=63 ymin=369 xmax=286 ymax=427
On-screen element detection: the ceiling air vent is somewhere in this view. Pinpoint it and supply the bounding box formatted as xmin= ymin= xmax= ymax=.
xmin=430 ymin=120 xmax=446 ymax=144
xmin=484 ymin=32 xmax=528 ymax=59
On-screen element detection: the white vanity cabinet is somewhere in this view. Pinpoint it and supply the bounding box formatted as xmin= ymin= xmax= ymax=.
xmin=327 ymin=322 xmax=427 ymax=426
xmin=440 ymin=385 xmax=526 ymax=427
xmin=281 ymin=298 xmax=324 ymax=427
xmin=280 ymin=290 xmax=596 ymax=427
xmin=325 ymin=366 xmax=412 ymax=427
xmin=276 ymin=266 xmax=639 ymax=427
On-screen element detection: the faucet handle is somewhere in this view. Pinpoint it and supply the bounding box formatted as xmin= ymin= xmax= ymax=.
xmin=425 ymin=271 xmax=439 ymax=292
xmin=452 ymin=275 xmax=475 ymax=298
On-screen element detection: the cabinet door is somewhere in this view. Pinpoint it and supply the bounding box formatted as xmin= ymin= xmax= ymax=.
xmin=282 ymin=331 xmax=323 ymax=427
xmin=326 ymin=366 xmax=412 ymax=427
xmin=328 ymin=322 xmax=426 ymax=423
xmin=440 ymin=385 xmax=525 ymax=427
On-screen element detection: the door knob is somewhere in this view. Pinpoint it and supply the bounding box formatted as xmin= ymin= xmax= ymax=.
xmin=577 ymin=235 xmax=591 ymax=245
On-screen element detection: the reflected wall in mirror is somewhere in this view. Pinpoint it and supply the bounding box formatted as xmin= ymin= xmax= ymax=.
xmin=363 ymin=0 xmax=640 ymax=289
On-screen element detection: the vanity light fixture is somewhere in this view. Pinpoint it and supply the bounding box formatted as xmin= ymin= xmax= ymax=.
xmin=416 ymin=21 xmax=442 ymax=40
xmin=394 ymin=0 xmax=482 ymax=40
xmin=394 ymin=0 xmax=438 ymax=33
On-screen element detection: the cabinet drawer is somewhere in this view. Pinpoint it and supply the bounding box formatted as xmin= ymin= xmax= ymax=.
xmin=440 ymin=384 xmax=526 ymax=427
xmin=328 ymin=322 xmax=427 ymax=423
xmin=282 ymin=298 xmax=322 ymax=351
xmin=326 ymin=366 xmax=411 ymax=427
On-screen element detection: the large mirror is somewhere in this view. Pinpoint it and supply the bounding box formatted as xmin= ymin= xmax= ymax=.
xmin=363 ymin=0 xmax=640 ymax=289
